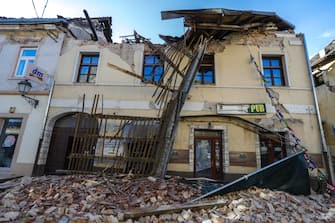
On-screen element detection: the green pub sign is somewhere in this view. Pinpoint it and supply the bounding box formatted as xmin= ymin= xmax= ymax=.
xmin=248 ymin=103 xmax=266 ymax=113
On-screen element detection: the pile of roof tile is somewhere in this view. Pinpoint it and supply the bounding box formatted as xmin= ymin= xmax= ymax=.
xmin=0 ymin=175 xmax=334 ymax=222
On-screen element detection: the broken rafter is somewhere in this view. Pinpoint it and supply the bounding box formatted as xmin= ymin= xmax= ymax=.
xmin=185 ymin=21 xmax=263 ymax=32
xmin=155 ymin=37 xmax=208 ymax=177
xmin=185 ymin=21 xmax=243 ymax=31
xmin=146 ymin=41 xmax=186 ymax=78
xmin=83 ymin=9 xmax=98 ymax=41
xmin=107 ymin=63 xmax=175 ymax=92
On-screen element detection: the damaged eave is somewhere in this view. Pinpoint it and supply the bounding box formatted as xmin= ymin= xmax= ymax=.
xmin=184 ymin=21 xmax=265 ymax=32
xmin=311 ymin=51 xmax=335 ymax=70
xmin=0 ymin=18 xmax=69 ymax=31
xmin=161 ymin=8 xmax=295 ymax=38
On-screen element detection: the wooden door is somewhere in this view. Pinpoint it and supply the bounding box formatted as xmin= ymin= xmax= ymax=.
xmin=194 ymin=130 xmax=223 ymax=179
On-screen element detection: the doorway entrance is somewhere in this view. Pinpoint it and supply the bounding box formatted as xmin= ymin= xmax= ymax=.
xmin=194 ymin=130 xmax=223 ymax=179
xmin=45 ymin=113 xmax=98 ymax=174
xmin=0 ymin=118 xmax=22 ymax=168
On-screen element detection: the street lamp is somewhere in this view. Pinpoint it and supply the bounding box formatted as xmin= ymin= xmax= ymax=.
xmin=17 ymin=80 xmax=39 ymax=108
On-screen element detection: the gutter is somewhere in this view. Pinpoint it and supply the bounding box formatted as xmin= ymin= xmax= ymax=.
xmin=301 ymin=33 xmax=334 ymax=183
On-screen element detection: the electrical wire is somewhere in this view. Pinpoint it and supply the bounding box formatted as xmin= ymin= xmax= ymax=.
xmin=41 ymin=0 xmax=49 ymax=18
xmin=31 ymin=0 xmax=39 ymax=18
xmin=31 ymin=0 xmax=50 ymax=18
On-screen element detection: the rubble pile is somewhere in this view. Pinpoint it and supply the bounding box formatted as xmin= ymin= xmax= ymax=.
xmin=0 ymin=175 xmax=199 ymax=222
xmin=0 ymin=175 xmax=334 ymax=222
xmin=182 ymin=187 xmax=335 ymax=223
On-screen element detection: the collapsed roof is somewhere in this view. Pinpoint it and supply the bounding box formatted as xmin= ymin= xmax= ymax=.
xmin=311 ymin=39 xmax=335 ymax=70
xmin=161 ymin=8 xmax=295 ymax=41
xmin=0 ymin=14 xmax=112 ymax=42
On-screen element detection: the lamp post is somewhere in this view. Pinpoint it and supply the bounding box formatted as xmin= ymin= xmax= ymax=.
xmin=17 ymin=80 xmax=39 ymax=108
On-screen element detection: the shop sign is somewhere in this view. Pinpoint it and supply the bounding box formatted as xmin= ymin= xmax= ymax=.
xmin=216 ymin=103 xmax=266 ymax=114
xmin=24 ymin=63 xmax=49 ymax=84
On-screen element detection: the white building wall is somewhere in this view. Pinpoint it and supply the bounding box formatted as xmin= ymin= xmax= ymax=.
xmin=0 ymin=28 xmax=65 ymax=175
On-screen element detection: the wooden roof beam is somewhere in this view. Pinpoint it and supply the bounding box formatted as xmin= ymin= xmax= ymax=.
xmin=185 ymin=22 xmax=263 ymax=32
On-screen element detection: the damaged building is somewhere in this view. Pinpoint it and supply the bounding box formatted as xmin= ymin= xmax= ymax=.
xmin=0 ymin=8 xmax=331 ymax=182
xmin=31 ymin=8 xmax=330 ymax=181
xmin=311 ymin=39 xmax=335 ymax=172
xmin=0 ymin=14 xmax=112 ymax=176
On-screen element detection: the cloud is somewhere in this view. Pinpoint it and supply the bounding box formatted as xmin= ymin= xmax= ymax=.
xmin=320 ymin=30 xmax=335 ymax=38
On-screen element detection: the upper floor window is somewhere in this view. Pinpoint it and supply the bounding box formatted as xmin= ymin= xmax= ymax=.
xmin=262 ymin=56 xmax=286 ymax=86
xmin=15 ymin=48 xmax=37 ymax=77
xmin=77 ymin=54 xmax=99 ymax=83
xmin=195 ymin=54 xmax=215 ymax=84
xmin=143 ymin=55 xmax=164 ymax=83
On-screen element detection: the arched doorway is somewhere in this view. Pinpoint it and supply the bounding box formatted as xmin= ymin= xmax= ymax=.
xmin=45 ymin=113 xmax=98 ymax=174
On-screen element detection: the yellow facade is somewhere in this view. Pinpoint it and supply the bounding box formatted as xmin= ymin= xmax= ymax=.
xmin=40 ymin=30 xmax=323 ymax=179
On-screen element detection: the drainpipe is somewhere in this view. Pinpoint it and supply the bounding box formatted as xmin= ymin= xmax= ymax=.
xmin=301 ymin=33 xmax=334 ymax=184
xmin=32 ymin=79 xmax=55 ymax=176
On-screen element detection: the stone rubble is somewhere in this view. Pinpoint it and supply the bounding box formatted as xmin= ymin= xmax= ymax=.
xmin=0 ymin=175 xmax=333 ymax=222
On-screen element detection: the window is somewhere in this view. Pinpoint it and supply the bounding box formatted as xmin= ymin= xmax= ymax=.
xmin=15 ymin=48 xmax=37 ymax=77
xmin=0 ymin=118 xmax=22 ymax=167
xmin=77 ymin=54 xmax=99 ymax=83
xmin=195 ymin=54 xmax=215 ymax=84
xmin=143 ymin=55 xmax=164 ymax=83
xmin=262 ymin=56 xmax=286 ymax=86
xmin=259 ymin=132 xmax=287 ymax=167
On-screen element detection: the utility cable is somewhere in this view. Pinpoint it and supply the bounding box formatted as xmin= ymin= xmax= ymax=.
xmin=41 ymin=0 xmax=49 ymax=18
xmin=31 ymin=0 xmax=39 ymax=18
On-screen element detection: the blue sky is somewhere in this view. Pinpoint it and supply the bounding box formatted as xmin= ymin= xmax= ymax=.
xmin=1 ymin=0 xmax=334 ymax=57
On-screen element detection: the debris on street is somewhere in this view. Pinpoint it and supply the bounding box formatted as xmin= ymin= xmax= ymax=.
xmin=0 ymin=175 xmax=334 ymax=222
xmin=0 ymin=175 xmax=199 ymax=222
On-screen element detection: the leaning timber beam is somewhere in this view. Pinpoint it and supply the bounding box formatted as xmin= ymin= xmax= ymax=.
xmin=155 ymin=37 xmax=207 ymax=177
xmin=146 ymin=41 xmax=186 ymax=77
xmin=123 ymin=200 xmax=228 ymax=219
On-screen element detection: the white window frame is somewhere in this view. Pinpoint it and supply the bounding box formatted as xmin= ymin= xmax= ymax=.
xmin=14 ymin=47 xmax=37 ymax=77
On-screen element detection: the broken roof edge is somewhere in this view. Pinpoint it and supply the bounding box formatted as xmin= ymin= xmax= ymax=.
xmin=0 ymin=17 xmax=68 ymax=26
xmin=161 ymin=8 xmax=295 ymax=31
xmin=311 ymin=39 xmax=335 ymax=68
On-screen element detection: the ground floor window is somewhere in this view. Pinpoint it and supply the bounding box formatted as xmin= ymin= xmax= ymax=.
xmin=0 ymin=118 xmax=22 ymax=167
xmin=259 ymin=132 xmax=287 ymax=167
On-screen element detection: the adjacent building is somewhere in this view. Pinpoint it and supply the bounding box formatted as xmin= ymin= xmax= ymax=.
xmin=0 ymin=15 xmax=112 ymax=176
xmin=0 ymin=8 xmax=329 ymax=181
xmin=311 ymin=40 xmax=335 ymax=170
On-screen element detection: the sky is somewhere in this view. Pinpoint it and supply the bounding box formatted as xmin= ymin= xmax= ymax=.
xmin=0 ymin=0 xmax=334 ymax=57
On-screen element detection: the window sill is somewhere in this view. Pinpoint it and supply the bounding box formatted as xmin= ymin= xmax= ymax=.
xmin=7 ymin=76 xmax=27 ymax=80
xmin=193 ymin=83 xmax=216 ymax=86
xmin=263 ymin=85 xmax=290 ymax=89
xmin=72 ymin=82 xmax=96 ymax=85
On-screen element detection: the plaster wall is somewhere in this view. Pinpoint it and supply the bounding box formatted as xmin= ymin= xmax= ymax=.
xmin=46 ymin=31 xmax=322 ymax=176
